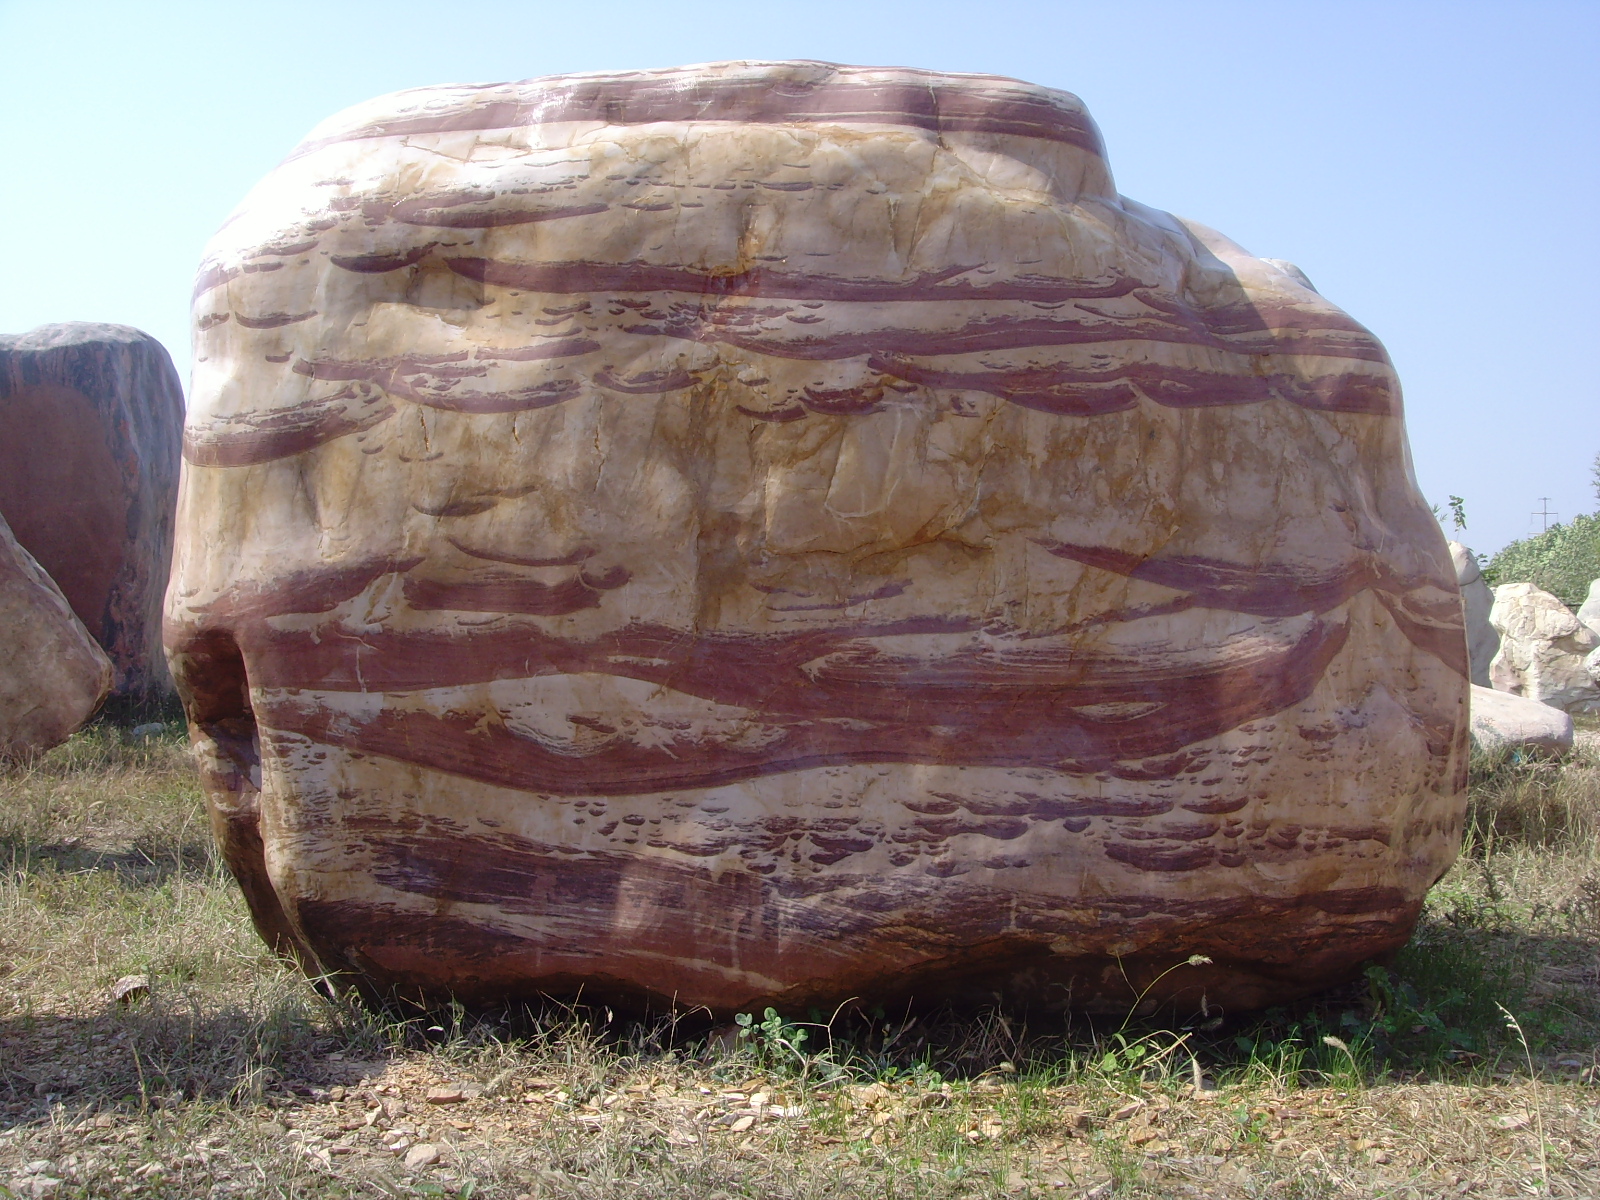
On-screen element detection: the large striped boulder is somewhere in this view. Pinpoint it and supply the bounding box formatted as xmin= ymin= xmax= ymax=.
xmin=168 ymin=61 xmax=1468 ymax=1014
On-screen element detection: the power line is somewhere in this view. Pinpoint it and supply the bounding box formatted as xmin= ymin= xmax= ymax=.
xmin=1533 ymin=497 xmax=1558 ymax=532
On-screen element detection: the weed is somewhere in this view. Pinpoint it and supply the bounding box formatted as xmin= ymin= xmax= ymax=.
xmin=733 ymin=1007 xmax=821 ymax=1079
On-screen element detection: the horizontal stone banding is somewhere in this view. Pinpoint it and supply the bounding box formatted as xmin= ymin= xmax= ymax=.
xmin=285 ymin=68 xmax=1107 ymax=164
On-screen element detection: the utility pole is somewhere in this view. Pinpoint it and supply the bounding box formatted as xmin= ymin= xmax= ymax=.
xmin=1533 ymin=497 xmax=1558 ymax=532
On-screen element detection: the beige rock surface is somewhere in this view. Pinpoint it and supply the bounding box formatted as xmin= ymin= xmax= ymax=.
xmin=1468 ymin=684 xmax=1573 ymax=756
xmin=1489 ymin=582 xmax=1600 ymax=712
xmin=0 ymin=513 xmax=112 ymax=757
xmin=167 ymin=61 xmax=1468 ymax=1015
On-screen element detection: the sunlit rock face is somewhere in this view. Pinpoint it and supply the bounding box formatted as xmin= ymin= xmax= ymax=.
xmin=167 ymin=61 xmax=1468 ymax=1015
xmin=1 ymin=513 xmax=112 ymax=757
xmin=0 ymin=323 xmax=183 ymax=698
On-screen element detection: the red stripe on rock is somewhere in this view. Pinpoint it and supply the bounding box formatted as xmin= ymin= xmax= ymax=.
xmin=234 ymin=311 xmax=318 ymax=330
xmin=188 ymin=556 xmax=423 ymax=623
xmin=1040 ymin=543 xmax=1386 ymax=617
xmin=281 ymin=869 xmax=1416 ymax=1012
xmin=239 ymin=613 xmax=1348 ymax=792
xmin=391 ymin=197 xmax=610 ymax=229
xmin=329 ymin=245 xmax=437 ymax=273
xmin=445 ymin=257 xmax=1146 ymax=303
xmin=182 ymin=396 xmax=397 ymax=467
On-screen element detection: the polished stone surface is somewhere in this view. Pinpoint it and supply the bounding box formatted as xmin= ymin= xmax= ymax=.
xmin=0 ymin=323 xmax=184 ymax=698
xmin=168 ymin=61 xmax=1468 ymax=1014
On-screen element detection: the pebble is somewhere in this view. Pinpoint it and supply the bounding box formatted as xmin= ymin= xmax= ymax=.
xmin=110 ymin=975 xmax=151 ymax=1004
xmin=404 ymin=1143 xmax=441 ymax=1170
xmin=10 ymin=1177 xmax=64 ymax=1200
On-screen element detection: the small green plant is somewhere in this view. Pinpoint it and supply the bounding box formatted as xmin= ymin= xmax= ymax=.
xmin=1230 ymin=1102 xmax=1272 ymax=1146
xmin=734 ymin=1006 xmax=818 ymax=1077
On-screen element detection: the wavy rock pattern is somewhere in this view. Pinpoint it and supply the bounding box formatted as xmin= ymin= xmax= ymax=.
xmin=0 ymin=323 xmax=184 ymax=697
xmin=168 ymin=61 xmax=1468 ymax=1015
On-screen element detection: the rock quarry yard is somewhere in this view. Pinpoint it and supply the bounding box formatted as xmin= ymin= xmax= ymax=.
xmin=0 ymin=714 xmax=1596 ymax=1199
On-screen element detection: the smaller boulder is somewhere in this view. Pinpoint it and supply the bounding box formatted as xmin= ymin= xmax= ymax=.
xmin=1469 ymin=684 xmax=1573 ymax=756
xmin=403 ymin=1144 xmax=440 ymax=1171
xmin=0 ymin=513 xmax=112 ymax=757
xmin=1489 ymin=582 xmax=1600 ymax=712
xmin=1449 ymin=542 xmax=1498 ymax=687
xmin=1577 ymin=578 xmax=1600 ymax=641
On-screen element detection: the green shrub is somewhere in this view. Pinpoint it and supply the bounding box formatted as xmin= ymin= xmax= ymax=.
xmin=1483 ymin=511 xmax=1600 ymax=609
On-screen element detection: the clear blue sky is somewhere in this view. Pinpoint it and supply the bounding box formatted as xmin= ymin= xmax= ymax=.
xmin=2 ymin=0 xmax=1595 ymax=558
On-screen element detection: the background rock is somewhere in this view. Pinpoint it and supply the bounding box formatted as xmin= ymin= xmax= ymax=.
xmin=1576 ymin=577 xmax=1600 ymax=641
xmin=1468 ymin=684 xmax=1573 ymax=756
xmin=0 ymin=323 xmax=183 ymax=699
xmin=0 ymin=513 xmax=112 ymax=757
xmin=167 ymin=61 xmax=1468 ymax=1016
xmin=1450 ymin=541 xmax=1498 ymax=687
xmin=1489 ymin=581 xmax=1600 ymax=711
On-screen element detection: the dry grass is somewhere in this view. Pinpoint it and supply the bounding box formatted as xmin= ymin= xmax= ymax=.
xmin=1 ymin=722 xmax=1597 ymax=1198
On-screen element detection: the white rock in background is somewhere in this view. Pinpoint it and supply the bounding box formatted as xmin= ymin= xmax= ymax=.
xmin=1577 ymin=578 xmax=1600 ymax=641
xmin=1470 ymin=684 xmax=1574 ymax=755
xmin=1449 ymin=542 xmax=1498 ymax=687
xmin=1489 ymin=582 xmax=1600 ymax=711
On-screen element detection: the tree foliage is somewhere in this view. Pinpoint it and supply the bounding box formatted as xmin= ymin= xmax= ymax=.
xmin=1484 ymin=511 xmax=1600 ymax=609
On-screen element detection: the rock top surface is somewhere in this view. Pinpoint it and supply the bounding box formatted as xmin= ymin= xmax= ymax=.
xmin=168 ymin=61 xmax=1468 ymax=1015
